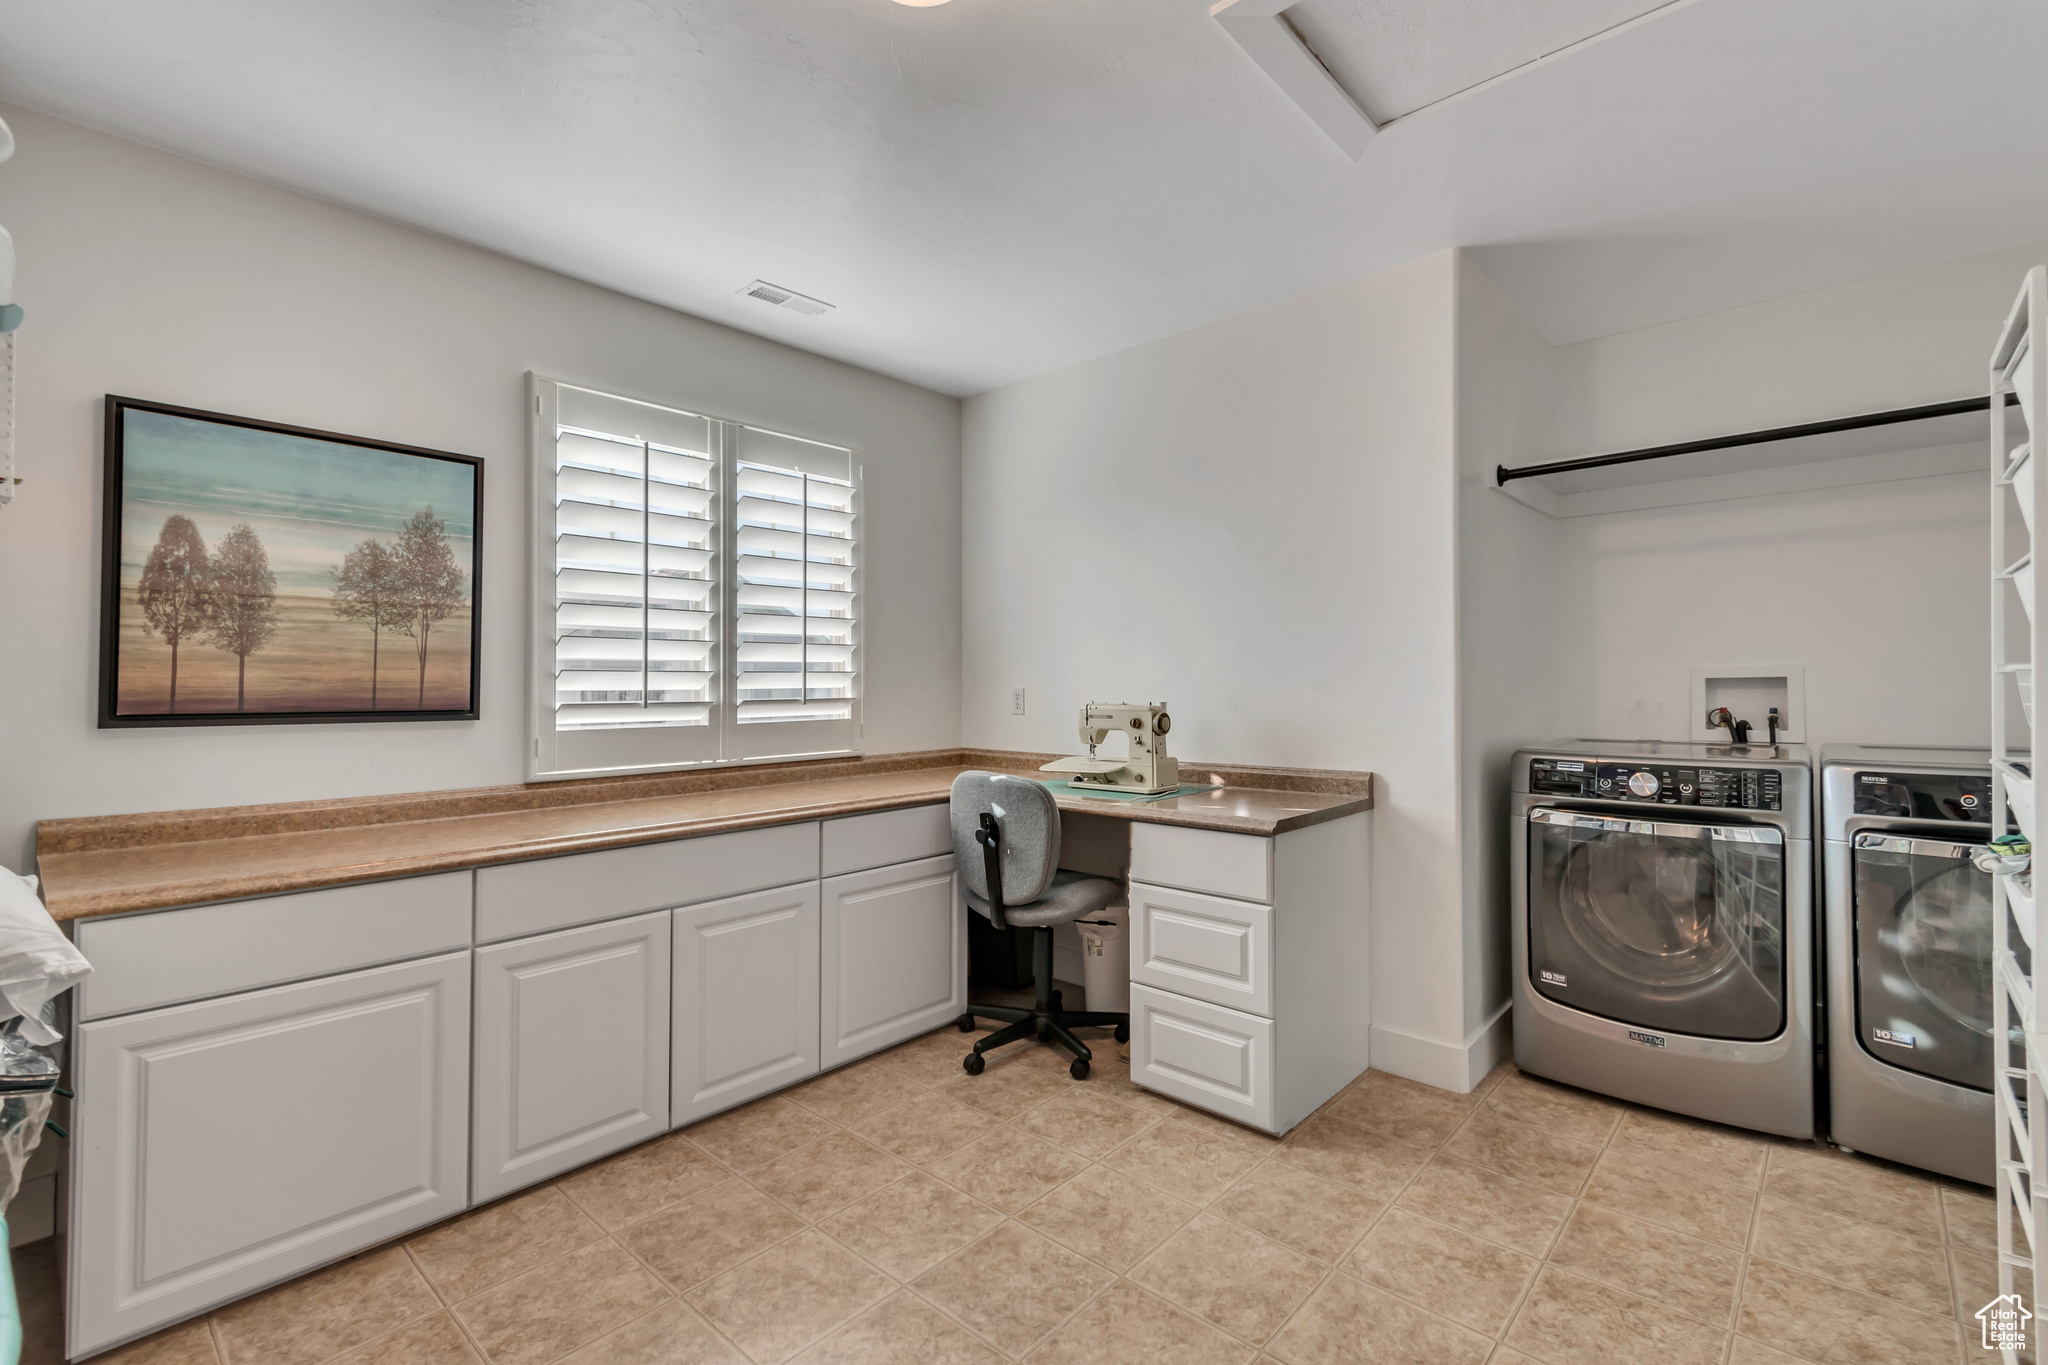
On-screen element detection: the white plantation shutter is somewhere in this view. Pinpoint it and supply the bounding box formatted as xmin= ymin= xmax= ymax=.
xmin=531 ymin=378 xmax=859 ymax=780
xmin=730 ymin=424 xmax=858 ymax=758
xmin=553 ymin=429 xmax=717 ymax=729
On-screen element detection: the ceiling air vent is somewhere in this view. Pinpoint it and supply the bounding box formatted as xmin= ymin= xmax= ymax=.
xmin=739 ymin=280 xmax=834 ymax=317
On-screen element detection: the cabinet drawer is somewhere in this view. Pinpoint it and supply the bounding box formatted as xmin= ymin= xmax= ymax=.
xmin=475 ymin=821 xmax=820 ymax=943
xmin=1129 ymin=881 xmax=1271 ymax=1017
xmin=1129 ymin=984 xmax=1274 ymax=1132
xmin=1129 ymin=824 xmax=1271 ymax=903
xmin=77 ymin=872 xmax=472 ymax=1021
xmin=821 ymin=804 xmax=951 ymax=877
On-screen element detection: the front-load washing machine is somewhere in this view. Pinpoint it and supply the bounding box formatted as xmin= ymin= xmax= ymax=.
xmin=1511 ymin=740 xmax=1814 ymax=1137
xmin=1821 ymin=745 xmax=1995 ymax=1185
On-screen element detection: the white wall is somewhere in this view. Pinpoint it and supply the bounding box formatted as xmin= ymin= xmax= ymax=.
xmin=1548 ymin=237 xmax=2048 ymax=462
xmin=1453 ymin=254 xmax=1569 ymax=1076
xmin=961 ymin=253 xmax=1469 ymax=1083
xmin=0 ymin=105 xmax=963 ymax=867
xmin=1554 ymin=474 xmax=1989 ymax=749
xmin=1538 ymin=237 xmax=2046 ymax=748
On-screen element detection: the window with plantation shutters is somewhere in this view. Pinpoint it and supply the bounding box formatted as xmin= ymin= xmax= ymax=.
xmin=530 ymin=377 xmax=860 ymax=780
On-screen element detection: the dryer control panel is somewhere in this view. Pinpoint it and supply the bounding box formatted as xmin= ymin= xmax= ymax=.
xmin=1852 ymin=770 xmax=1992 ymax=823
xmin=1529 ymin=758 xmax=1783 ymax=810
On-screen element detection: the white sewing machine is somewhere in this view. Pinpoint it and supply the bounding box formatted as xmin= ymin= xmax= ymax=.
xmin=1039 ymin=702 xmax=1181 ymax=795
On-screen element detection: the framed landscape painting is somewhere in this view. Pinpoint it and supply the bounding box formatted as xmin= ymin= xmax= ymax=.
xmin=99 ymin=397 xmax=484 ymax=727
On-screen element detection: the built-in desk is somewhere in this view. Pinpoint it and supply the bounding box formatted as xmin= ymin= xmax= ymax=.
xmin=35 ymin=748 xmax=1371 ymax=1359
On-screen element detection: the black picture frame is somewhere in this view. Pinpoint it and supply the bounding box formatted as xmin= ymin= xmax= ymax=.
xmin=99 ymin=396 xmax=485 ymax=727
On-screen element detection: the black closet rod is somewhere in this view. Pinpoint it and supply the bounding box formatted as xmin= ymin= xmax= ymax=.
xmin=1495 ymin=392 xmax=2020 ymax=487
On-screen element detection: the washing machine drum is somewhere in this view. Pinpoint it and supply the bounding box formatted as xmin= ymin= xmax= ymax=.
xmin=1528 ymin=809 xmax=1786 ymax=1041
xmin=1852 ymin=833 xmax=1994 ymax=1091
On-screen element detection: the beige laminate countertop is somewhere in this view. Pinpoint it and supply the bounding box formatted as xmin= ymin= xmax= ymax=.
xmin=35 ymin=749 xmax=1373 ymax=922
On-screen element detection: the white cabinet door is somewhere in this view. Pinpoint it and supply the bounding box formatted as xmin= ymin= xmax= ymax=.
xmin=673 ymin=882 xmax=821 ymax=1127
xmin=820 ymin=855 xmax=964 ymax=1069
xmin=472 ymin=911 xmax=671 ymax=1203
xmin=70 ymin=952 xmax=470 ymax=1359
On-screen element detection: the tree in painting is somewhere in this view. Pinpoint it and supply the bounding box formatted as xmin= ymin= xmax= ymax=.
xmin=205 ymin=523 xmax=278 ymax=713
xmin=136 ymin=514 xmax=215 ymax=714
xmin=393 ymin=505 xmax=467 ymax=708
xmin=330 ymin=539 xmax=400 ymax=708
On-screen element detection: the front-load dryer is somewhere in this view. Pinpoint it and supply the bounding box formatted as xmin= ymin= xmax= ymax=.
xmin=1511 ymin=740 xmax=1814 ymax=1137
xmin=1821 ymin=745 xmax=1995 ymax=1185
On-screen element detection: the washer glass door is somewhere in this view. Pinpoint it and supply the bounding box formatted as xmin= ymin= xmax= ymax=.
xmin=1851 ymin=832 xmax=1992 ymax=1091
xmin=1528 ymin=808 xmax=1786 ymax=1040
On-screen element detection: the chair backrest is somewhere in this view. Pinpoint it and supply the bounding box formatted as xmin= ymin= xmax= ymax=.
xmin=950 ymin=771 xmax=1061 ymax=907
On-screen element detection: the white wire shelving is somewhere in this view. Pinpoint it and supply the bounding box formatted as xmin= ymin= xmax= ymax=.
xmin=1992 ymin=265 xmax=2047 ymax=1362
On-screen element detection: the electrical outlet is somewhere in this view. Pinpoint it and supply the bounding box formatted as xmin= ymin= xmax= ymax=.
xmin=1010 ymin=687 xmax=1026 ymax=716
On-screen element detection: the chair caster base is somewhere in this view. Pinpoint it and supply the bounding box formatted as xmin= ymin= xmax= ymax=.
xmin=963 ymin=1052 xmax=985 ymax=1075
xmin=1070 ymin=1057 xmax=1091 ymax=1080
xmin=956 ymin=1013 xmax=976 ymax=1033
xmin=1114 ymin=1022 xmax=1130 ymax=1043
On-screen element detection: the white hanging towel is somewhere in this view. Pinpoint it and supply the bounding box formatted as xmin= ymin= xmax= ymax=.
xmin=0 ymin=871 xmax=90 ymax=1044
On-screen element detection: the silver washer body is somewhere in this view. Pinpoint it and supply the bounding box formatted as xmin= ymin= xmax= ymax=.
xmin=1821 ymin=744 xmax=1994 ymax=1186
xmin=1512 ymin=740 xmax=1815 ymax=1138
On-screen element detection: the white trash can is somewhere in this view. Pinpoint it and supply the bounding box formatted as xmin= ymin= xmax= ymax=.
xmin=1078 ymin=899 xmax=1129 ymax=1014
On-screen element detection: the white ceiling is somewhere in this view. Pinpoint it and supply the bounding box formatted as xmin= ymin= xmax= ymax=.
xmin=0 ymin=0 xmax=2044 ymax=396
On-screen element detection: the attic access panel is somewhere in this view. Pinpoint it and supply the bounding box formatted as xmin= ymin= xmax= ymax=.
xmin=1214 ymin=0 xmax=1680 ymax=161
xmin=1281 ymin=0 xmax=1675 ymax=124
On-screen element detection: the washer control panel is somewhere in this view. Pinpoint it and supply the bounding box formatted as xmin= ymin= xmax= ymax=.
xmin=1529 ymin=758 xmax=1782 ymax=810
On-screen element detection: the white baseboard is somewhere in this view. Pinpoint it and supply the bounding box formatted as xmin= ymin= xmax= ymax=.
xmin=1369 ymin=1001 xmax=1512 ymax=1095
xmin=1463 ymin=1001 xmax=1513 ymax=1090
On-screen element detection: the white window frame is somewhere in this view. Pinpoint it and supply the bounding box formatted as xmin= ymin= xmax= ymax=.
xmin=528 ymin=373 xmax=861 ymax=781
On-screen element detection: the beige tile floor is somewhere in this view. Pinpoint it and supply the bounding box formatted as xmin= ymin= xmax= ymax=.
xmin=16 ymin=1023 xmax=2007 ymax=1365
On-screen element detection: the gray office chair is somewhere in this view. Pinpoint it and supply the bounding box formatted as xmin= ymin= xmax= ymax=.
xmin=951 ymin=771 xmax=1129 ymax=1079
